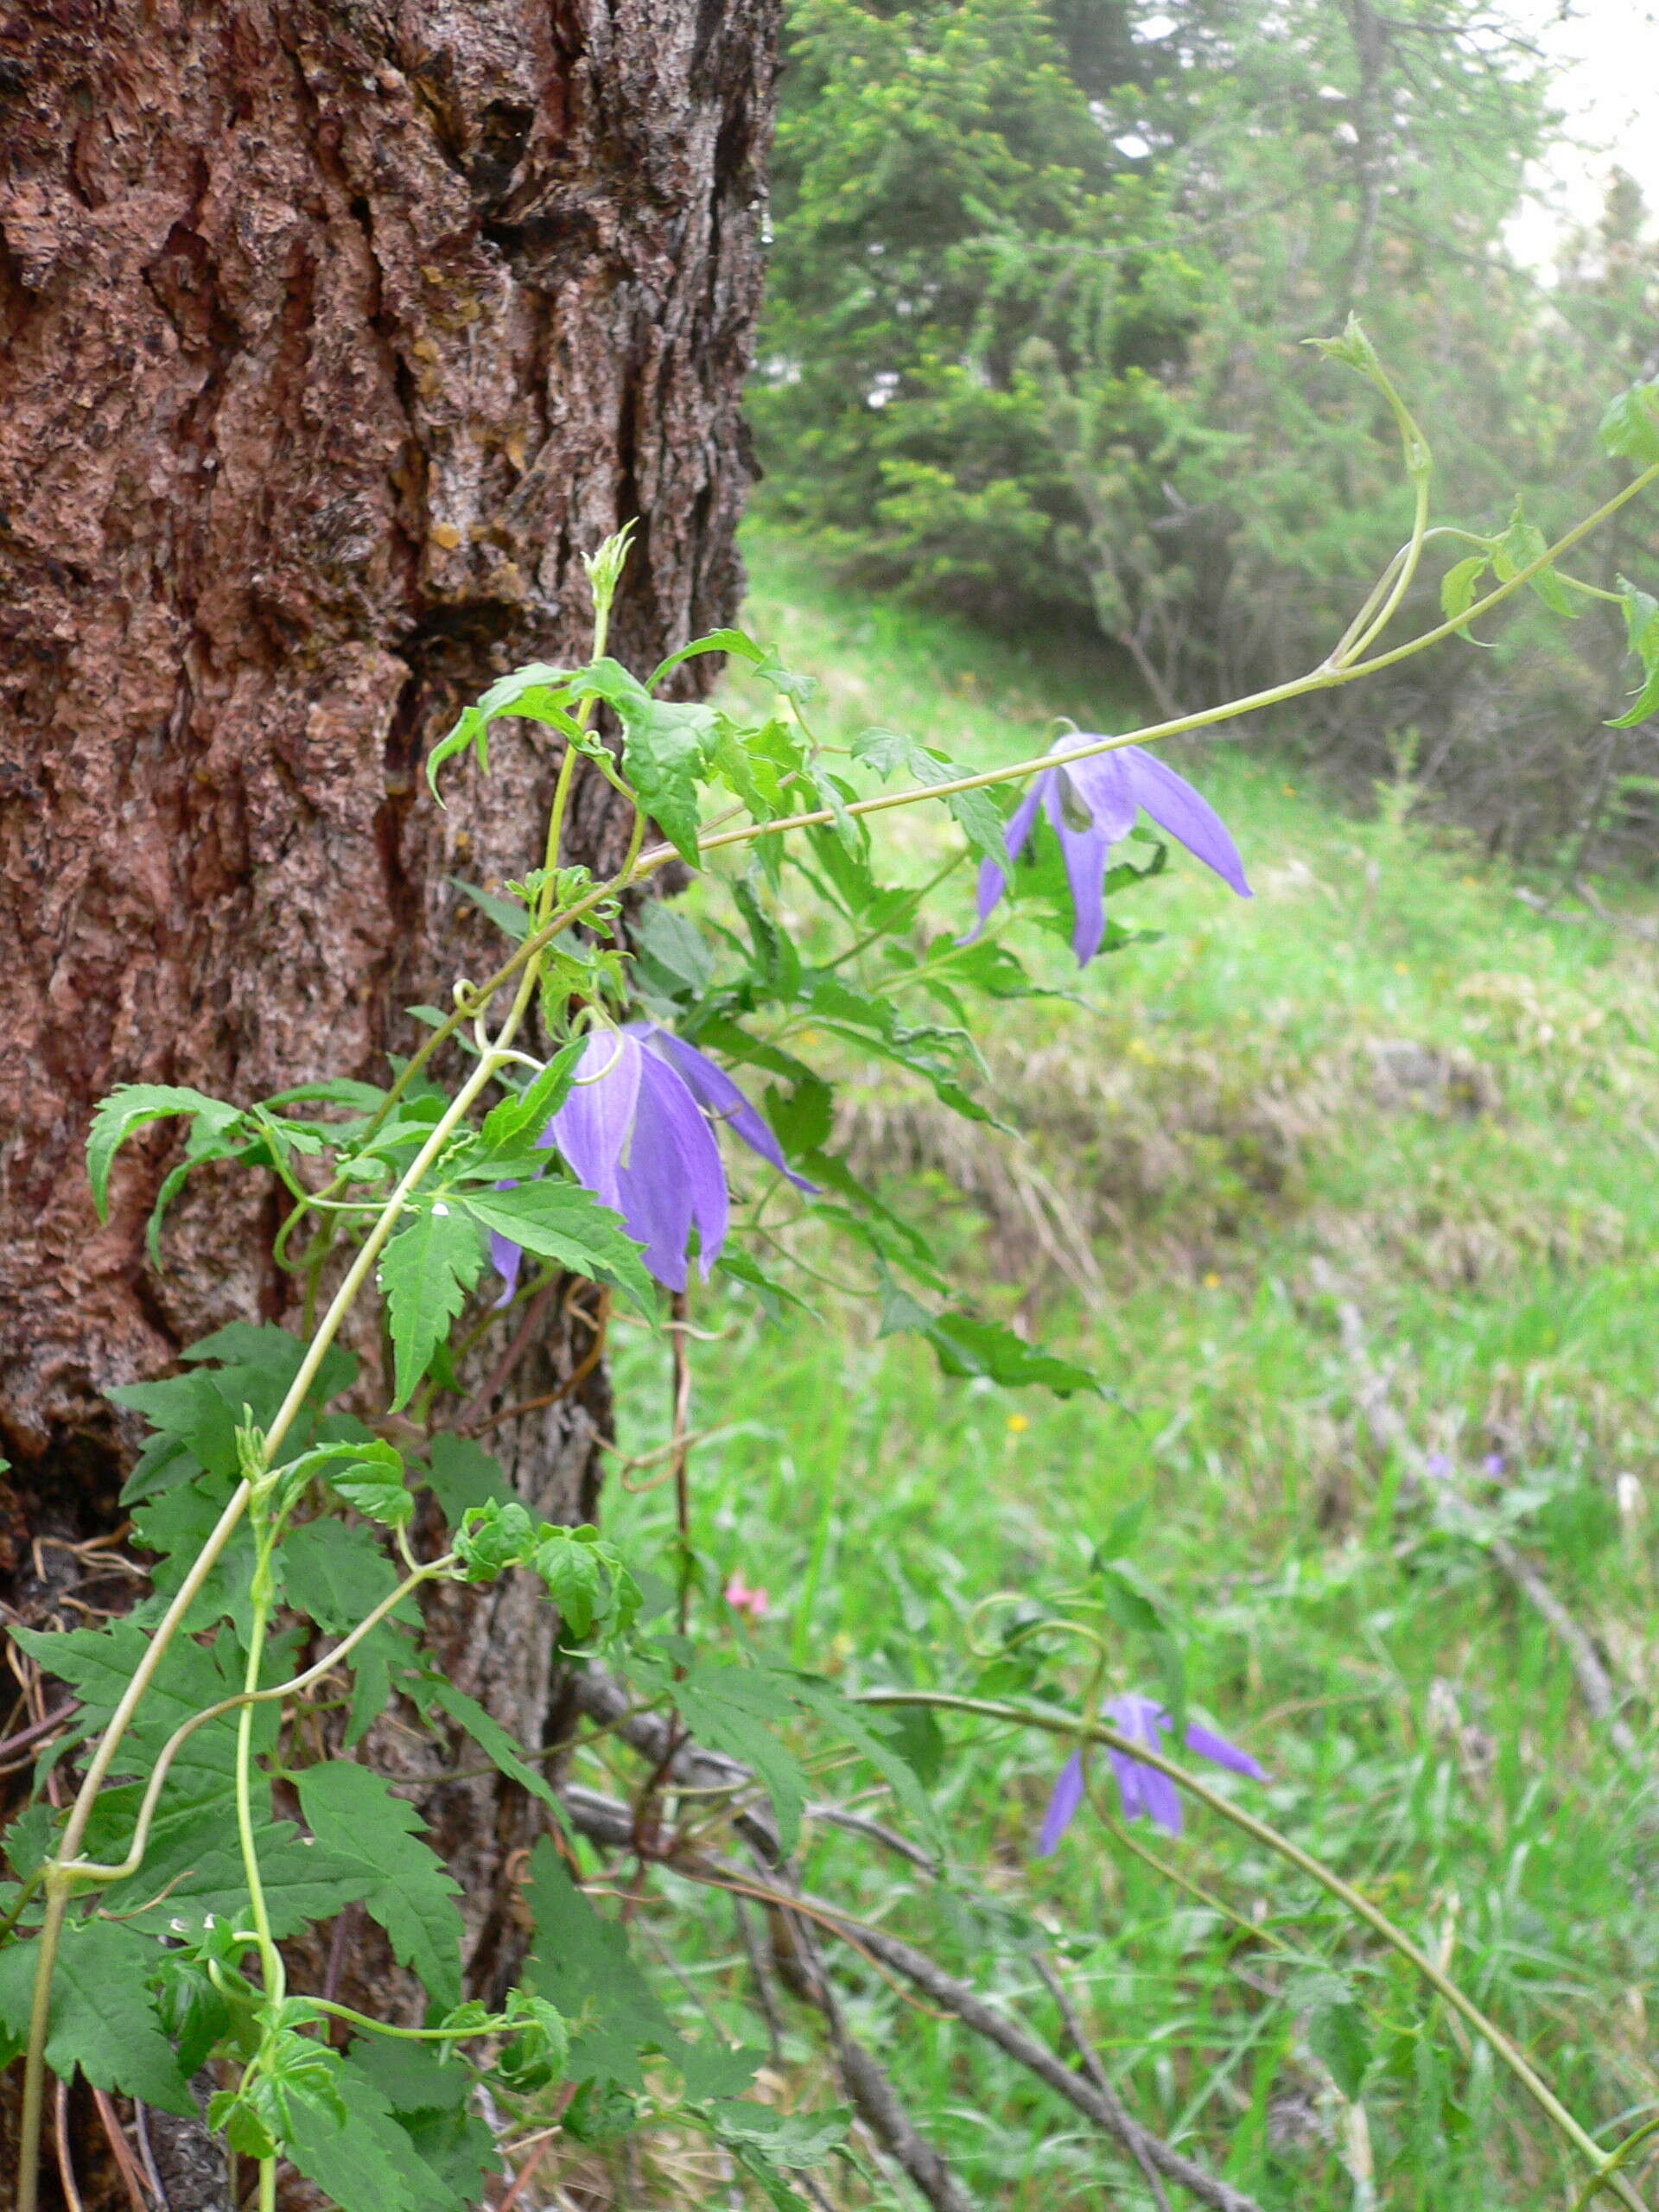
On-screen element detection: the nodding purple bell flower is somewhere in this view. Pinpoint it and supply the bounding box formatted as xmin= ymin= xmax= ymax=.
xmin=489 ymin=1021 xmax=815 ymax=1300
xmin=963 ymin=738 xmax=1251 ymax=965
xmin=1035 ymin=1694 xmax=1264 ymax=1854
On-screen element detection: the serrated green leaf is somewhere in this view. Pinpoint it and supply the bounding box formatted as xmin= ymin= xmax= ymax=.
xmin=646 ymin=627 xmax=765 ymax=690
xmin=1308 ymin=1993 xmax=1372 ymax=2101
xmin=1440 ymin=553 xmax=1490 ymax=623
xmin=281 ymin=1520 xmax=403 ymax=1635
xmin=924 ymin=1313 xmax=1105 ymax=1398
xmin=1493 ymin=506 xmax=1578 ymax=618
xmin=524 ymin=1838 xmax=679 ymax=2089
xmin=852 ymin=725 xmax=1006 ymax=868
xmin=86 ymin=1084 xmax=245 ymax=1220
xmin=669 ymin=1664 xmax=809 ymax=1853
xmin=1609 ymin=577 xmax=1659 ymax=728
xmin=422 ymin=1433 xmax=515 ymax=1524
xmin=423 ymin=1678 xmax=567 ymax=1821
xmin=378 ymin=1204 xmax=486 ymax=1409
xmin=787 ymin=1675 xmax=941 ymax=1849
xmin=297 ymin=1764 xmax=465 ymax=2010
xmin=1600 ymin=381 xmax=1659 ymax=469
xmin=447 ymin=875 xmax=530 ymax=942
xmin=460 ymin=1181 xmax=652 ymax=1314
xmin=97 ymin=1807 xmax=377 ymax=1938
xmin=622 ymin=696 xmax=721 ymax=861
xmin=474 ymin=1039 xmax=587 ymax=1157
xmin=0 ymin=1920 xmax=194 ymax=2112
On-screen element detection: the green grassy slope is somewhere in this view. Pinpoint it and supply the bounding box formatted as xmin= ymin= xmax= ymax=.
xmin=591 ymin=531 xmax=1659 ymax=2209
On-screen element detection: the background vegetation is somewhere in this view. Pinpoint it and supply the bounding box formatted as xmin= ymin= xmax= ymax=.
xmin=752 ymin=0 xmax=1659 ymax=858
xmin=579 ymin=531 xmax=1659 ymax=2208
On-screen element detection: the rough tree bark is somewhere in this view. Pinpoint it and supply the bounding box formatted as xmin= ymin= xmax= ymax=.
xmin=0 ymin=0 xmax=779 ymax=2191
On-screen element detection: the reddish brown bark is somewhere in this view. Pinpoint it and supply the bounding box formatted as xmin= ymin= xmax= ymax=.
xmin=0 ymin=0 xmax=778 ymax=2191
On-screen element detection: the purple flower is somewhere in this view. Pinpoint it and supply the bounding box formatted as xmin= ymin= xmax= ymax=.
xmin=1035 ymin=1694 xmax=1264 ymax=1854
xmin=490 ymin=1022 xmax=814 ymax=1299
xmin=964 ymin=738 xmax=1251 ymax=964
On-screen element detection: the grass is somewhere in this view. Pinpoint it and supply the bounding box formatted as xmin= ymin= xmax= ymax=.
xmin=572 ymin=528 xmax=1659 ymax=2209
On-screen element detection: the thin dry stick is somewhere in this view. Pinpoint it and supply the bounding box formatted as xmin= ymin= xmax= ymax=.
xmin=91 ymin=2088 xmax=151 ymax=2212
xmin=556 ymin=1777 xmax=1256 ymax=2212
xmin=1033 ymin=1955 xmax=1173 ymax=2212
xmin=130 ymin=2106 xmax=170 ymax=2212
xmin=775 ymin=1902 xmax=975 ymax=2212
xmin=54 ymin=2082 xmax=86 ymax=2212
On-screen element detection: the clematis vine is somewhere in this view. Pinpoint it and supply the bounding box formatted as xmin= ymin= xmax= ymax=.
xmin=966 ymin=737 xmax=1252 ymax=964
xmin=1036 ymin=1694 xmax=1264 ymax=1853
xmin=490 ymin=1020 xmax=815 ymax=1299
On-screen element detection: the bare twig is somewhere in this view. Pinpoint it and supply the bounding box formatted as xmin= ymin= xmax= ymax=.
xmin=772 ymin=1901 xmax=976 ymax=2212
xmin=91 ymin=2088 xmax=152 ymax=2211
xmin=557 ymin=1779 xmax=1262 ymax=2212
xmin=132 ymin=2106 xmax=170 ymax=2212
xmin=1033 ymin=1955 xmax=1173 ymax=2212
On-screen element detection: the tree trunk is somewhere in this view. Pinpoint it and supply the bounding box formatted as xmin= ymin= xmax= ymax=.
xmin=0 ymin=0 xmax=778 ymax=2188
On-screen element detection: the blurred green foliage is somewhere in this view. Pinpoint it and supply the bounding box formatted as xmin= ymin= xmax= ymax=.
xmin=753 ymin=0 xmax=1659 ymax=855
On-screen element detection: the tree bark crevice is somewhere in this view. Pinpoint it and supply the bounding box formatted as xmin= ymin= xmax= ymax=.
xmin=0 ymin=3 xmax=780 ymax=2187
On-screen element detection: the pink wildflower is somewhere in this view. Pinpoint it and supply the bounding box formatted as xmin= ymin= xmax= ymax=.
xmin=724 ymin=1573 xmax=769 ymax=1621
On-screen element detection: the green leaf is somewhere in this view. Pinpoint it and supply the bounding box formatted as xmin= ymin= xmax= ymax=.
xmin=423 ymin=1678 xmax=566 ymax=1821
xmin=378 ymin=1204 xmax=486 ymax=1410
xmin=281 ymin=1521 xmax=403 ymax=1635
xmin=852 ymin=725 xmax=1005 ymax=869
xmin=532 ymin=1525 xmax=641 ymax=1642
xmin=86 ymin=1084 xmax=245 ymax=1220
xmin=460 ymin=1181 xmax=653 ymax=1314
xmin=524 ymin=1838 xmax=680 ymax=2089
xmin=668 ymin=1663 xmax=809 ymax=1853
xmin=474 ymin=1039 xmax=587 ymax=1157
xmin=620 ymin=695 xmax=721 ymax=862
xmin=632 ymin=901 xmax=716 ymax=1005
xmin=423 ymin=1433 xmax=515 ymax=1524
xmin=427 ymin=663 xmax=579 ymax=800
xmin=1493 ymin=504 xmax=1579 ymax=618
xmin=0 ymin=1920 xmax=194 ymax=2112
xmin=646 ymin=626 xmax=765 ymax=690
xmin=1600 ymin=381 xmax=1659 ymax=469
xmin=1307 ymin=1986 xmax=1373 ymax=2101
xmin=453 ymin=1498 xmax=537 ymax=1581
xmin=1440 ymin=553 xmax=1490 ymax=623
xmin=447 ymin=875 xmax=530 ymax=942
xmin=297 ymin=1764 xmax=465 ymax=2010
xmin=325 ymin=1440 xmax=415 ymax=1529
xmin=97 ymin=1807 xmax=377 ymax=1939
xmin=10 ymin=1619 xmax=264 ymax=1790
xmin=876 ymin=1293 xmax=1105 ymax=1398
xmin=787 ymin=1675 xmax=941 ymax=1850
xmin=1608 ymin=577 xmax=1659 ymax=729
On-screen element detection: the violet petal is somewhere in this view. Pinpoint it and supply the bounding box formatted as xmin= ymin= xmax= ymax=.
xmin=1124 ymin=745 xmax=1252 ymax=898
xmin=1184 ymin=1722 xmax=1265 ymax=1782
xmin=958 ymin=775 xmax=1049 ymax=944
xmin=615 ymin=1048 xmax=729 ymax=1288
xmin=1037 ymin=1753 xmax=1087 ymax=1857
xmin=549 ymin=1031 xmax=644 ymax=1213
xmin=639 ymin=1023 xmax=818 ymax=1193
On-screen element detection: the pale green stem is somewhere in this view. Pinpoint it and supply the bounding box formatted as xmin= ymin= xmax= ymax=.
xmin=668 ymin=458 xmax=1659 ymax=873
xmin=1575 ymin=2116 xmax=1659 ymax=2212
xmin=236 ymin=1527 xmax=283 ymax=2212
xmin=62 ymin=1558 xmax=452 ymax=1890
xmin=855 ymin=1688 xmax=1643 ymax=2209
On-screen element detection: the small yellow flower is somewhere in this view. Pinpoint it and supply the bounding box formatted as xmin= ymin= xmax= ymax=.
xmin=1006 ymin=1412 xmax=1029 ymax=1433
xmin=1394 ymin=961 xmax=1409 ymax=975
xmin=1202 ymin=1270 xmax=1221 ymax=1289
xmin=1282 ymin=783 xmax=1298 ymax=796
